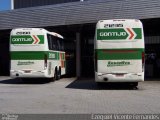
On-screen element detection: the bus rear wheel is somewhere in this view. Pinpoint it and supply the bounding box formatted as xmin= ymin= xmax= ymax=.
xmin=58 ymin=67 xmax=61 ymax=80
xmin=54 ymin=67 xmax=61 ymax=80
xmin=54 ymin=68 xmax=58 ymax=80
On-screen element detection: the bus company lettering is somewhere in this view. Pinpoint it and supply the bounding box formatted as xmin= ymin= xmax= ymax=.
xmin=97 ymin=28 xmax=142 ymax=40
xmin=100 ymin=32 xmax=127 ymax=37
xmin=17 ymin=61 xmax=34 ymax=65
xmin=107 ymin=61 xmax=130 ymax=67
xmin=12 ymin=38 xmax=32 ymax=42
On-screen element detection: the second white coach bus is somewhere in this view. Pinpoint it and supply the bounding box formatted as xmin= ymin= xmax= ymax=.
xmin=10 ymin=28 xmax=65 ymax=80
xmin=94 ymin=19 xmax=145 ymax=86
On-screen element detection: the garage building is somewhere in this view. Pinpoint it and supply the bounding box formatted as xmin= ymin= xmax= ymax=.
xmin=0 ymin=0 xmax=160 ymax=78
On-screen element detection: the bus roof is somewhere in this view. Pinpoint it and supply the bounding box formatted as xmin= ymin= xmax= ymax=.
xmin=48 ymin=32 xmax=64 ymax=39
xmin=98 ymin=19 xmax=140 ymax=23
xmin=11 ymin=28 xmax=64 ymax=39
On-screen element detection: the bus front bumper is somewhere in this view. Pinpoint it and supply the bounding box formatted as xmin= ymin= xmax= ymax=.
xmin=95 ymin=72 xmax=144 ymax=82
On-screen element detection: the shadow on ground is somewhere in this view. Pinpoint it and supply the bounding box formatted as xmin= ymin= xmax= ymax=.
xmin=0 ymin=78 xmax=52 ymax=84
xmin=66 ymin=78 xmax=138 ymax=90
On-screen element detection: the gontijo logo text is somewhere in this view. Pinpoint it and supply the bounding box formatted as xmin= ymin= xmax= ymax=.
xmin=11 ymin=35 xmax=44 ymax=44
xmin=97 ymin=28 xmax=142 ymax=40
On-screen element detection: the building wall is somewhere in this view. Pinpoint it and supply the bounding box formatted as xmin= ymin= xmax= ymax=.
xmin=14 ymin=0 xmax=80 ymax=9
xmin=145 ymin=36 xmax=160 ymax=44
xmin=1 ymin=0 xmax=160 ymax=30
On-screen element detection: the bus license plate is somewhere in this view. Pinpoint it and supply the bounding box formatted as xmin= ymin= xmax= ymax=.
xmin=115 ymin=74 xmax=124 ymax=77
xmin=24 ymin=70 xmax=31 ymax=73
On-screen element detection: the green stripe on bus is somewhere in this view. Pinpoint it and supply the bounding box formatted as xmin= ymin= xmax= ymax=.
xmin=96 ymin=48 xmax=144 ymax=60
xmin=10 ymin=35 xmax=44 ymax=44
xmin=11 ymin=51 xmax=60 ymax=60
xmin=48 ymin=52 xmax=59 ymax=60
xmin=37 ymin=35 xmax=45 ymax=44
xmin=96 ymin=28 xmax=142 ymax=40
xmin=62 ymin=53 xmax=65 ymax=60
xmin=133 ymin=28 xmax=142 ymax=39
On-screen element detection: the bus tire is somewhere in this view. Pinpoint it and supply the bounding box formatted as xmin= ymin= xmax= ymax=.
xmin=54 ymin=68 xmax=58 ymax=80
xmin=57 ymin=67 xmax=61 ymax=80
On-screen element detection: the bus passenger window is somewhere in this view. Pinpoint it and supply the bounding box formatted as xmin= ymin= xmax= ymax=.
xmin=59 ymin=40 xmax=64 ymax=51
xmin=52 ymin=36 xmax=58 ymax=51
xmin=47 ymin=34 xmax=53 ymax=50
xmin=57 ymin=39 xmax=61 ymax=51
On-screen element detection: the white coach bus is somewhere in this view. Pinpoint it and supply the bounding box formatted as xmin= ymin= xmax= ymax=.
xmin=94 ymin=19 xmax=145 ymax=87
xmin=10 ymin=28 xmax=65 ymax=80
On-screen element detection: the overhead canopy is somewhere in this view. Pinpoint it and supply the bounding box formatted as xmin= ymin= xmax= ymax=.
xmin=0 ymin=0 xmax=160 ymax=30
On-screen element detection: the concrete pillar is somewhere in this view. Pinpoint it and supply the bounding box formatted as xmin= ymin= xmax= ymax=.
xmin=76 ymin=32 xmax=81 ymax=77
xmin=11 ymin=0 xmax=14 ymax=10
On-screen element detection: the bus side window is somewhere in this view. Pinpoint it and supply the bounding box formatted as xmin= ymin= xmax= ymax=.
xmin=52 ymin=36 xmax=58 ymax=51
xmin=59 ymin=39 xmax=64 ymax=51
xmin=47 ymin=34 xmax=64 ymax=51
xmin=62 ymin=40 xmax=64 ymax=51
xmin=57 ymin=39 xmax=61 ymax=51
xmin=47 ymin=34 xmax=53 ymax=50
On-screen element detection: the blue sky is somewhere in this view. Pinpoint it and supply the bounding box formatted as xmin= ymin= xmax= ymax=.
xmin=0 ymin=0 xmax=11 ymax=11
